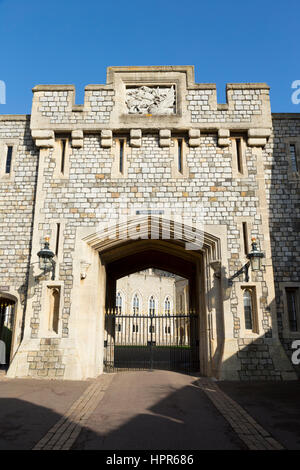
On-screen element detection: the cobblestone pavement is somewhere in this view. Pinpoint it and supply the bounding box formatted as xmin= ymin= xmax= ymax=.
xmin=196 ymin=379 xmax=284 ymax=450
xmin=33 ymin=374 xmax=115 ymax=450
xmin=72 ymin=371 xmax=244 ymax=450
xmin=218 ymin=380 xmax=300 ymax=450
xmin=0 ymin=371 xmax=294 ymax=450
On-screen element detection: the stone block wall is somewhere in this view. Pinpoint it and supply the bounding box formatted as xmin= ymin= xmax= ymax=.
xmin=187 ymin=86 xmax=268 ymax=124
xmin=263 ymin=116 xmax=300 ymax=376
xmin=0 ymin=67 xmax=298 ymax=380
xmin=0 ymin=116 xmax=38 ymax=347
xmin=27 ymin=130 xmax=274 ymax=378
xmin=31 ymin=86 xmax=115 ymax=127
xmin=27 ymin=338 xmax=65 ymax=378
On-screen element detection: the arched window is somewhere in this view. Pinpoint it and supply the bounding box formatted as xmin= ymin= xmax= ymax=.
xmin=164 ymin=297 xmax=171 ymax=316
xmin=47 ymin=287 xmax=60 ymax=334
xmin=149 ymin=296 xmax=155 ymax=316
xmin=133 ymin=294 xmax=139 ymax=315
xmin=116 ymin=292 xmax=122 ymax=315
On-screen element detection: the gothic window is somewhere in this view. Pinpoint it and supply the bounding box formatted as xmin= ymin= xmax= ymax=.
xmin=177 ymin=138 xmax=183 ymax=173
xmin=54 ymin=134 xmax=70 ymax=178
xmin=1 ymin=142 xmax=16 ymax=180
xmin=112 ymin=137 xmax=128 ymax=178
xmin=242 ymin=222 xmax=249 ymax=255
xmin=48 ymin=287 xmax=60 ymax=334
xmin=286 ymin=287 xmax=299 ymax=332
xmin=243 ymin=288 xmax=258 ymax=333
xmin=133 ymin=294 xmax=139 ymax=315
xmin=234 ymin=138 xmax=243 ymax=174
xmin=171 ymin=137 xmax=188 ymax=177
xmin=59 ymin=139 xmax=67 ymax=174
xmin=5 ymin=146 xmax=13 ymax=174
xmin=231 ymin=135 xmax=247 ymax=177
xmin=119 ymin=139 xmax=125 ymax=173
xmin=164 ymin=297 xmax=171 ymax=315
xmin=289 ymin=144 xmax=299 ymax=173
xmin=116 ymin=292 xmax=122 ymax=314
xmin=149 ymin=296 xmax=155 ymax=316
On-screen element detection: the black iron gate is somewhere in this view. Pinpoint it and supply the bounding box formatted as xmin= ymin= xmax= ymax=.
xmin=104 ymin=313 xmax=199 ymax=374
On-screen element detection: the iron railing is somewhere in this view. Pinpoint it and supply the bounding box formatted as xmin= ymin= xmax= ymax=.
xmin=104 ymin=311 xmax=200 ymax=374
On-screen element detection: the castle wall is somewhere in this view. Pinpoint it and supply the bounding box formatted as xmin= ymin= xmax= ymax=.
xmin=264 ymin=115 xmax=300 ymax=375
xmin=0 ymin=116 xmax=38 ymax=354
xmin=0 ymin=66 xmax=298 ymax=381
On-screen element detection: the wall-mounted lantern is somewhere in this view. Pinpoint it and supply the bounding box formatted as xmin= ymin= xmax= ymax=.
xmin=246 ymin=237 xmax=264 ymax=272
xmin=37 ymin=237 xmax=56 ymax=280
xmin=228 ymin=237 xmax=264 ymax=286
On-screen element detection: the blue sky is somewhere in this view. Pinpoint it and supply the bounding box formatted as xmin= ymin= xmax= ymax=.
xmin=0 ymin=0 xmax=299 ymax=114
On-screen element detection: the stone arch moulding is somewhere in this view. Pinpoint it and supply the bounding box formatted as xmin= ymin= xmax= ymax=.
xmin=72 ymin=216 xmax=230 ymax=380
xmin=0 ymin=290 xmax=21 ymax=366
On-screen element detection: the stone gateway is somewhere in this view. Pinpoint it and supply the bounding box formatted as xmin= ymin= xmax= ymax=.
xmin=0 ymin=66 xmax=299 ymax=381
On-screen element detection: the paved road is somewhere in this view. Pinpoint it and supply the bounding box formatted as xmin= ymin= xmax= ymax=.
xmin=0 ymin=377 xmax=91 ymax=450
xmin=218 ymin=380 xmax=300 ymax=450
xmin=72 ymin=371 xmax=244 ymax=450
xmin=1 ymin=371 xmax=298 ymax=450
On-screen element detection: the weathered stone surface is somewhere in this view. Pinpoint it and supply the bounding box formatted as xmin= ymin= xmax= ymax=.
xmin=0 ymin=66 xmax=298 ymax=382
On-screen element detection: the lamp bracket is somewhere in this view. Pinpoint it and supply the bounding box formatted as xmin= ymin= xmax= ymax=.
xmin=228 ymin=261 xmax=250 ymax=286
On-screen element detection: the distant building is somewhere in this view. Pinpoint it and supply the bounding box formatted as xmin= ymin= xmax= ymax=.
xmin=116 ymin=268 xmax=188 ymax=315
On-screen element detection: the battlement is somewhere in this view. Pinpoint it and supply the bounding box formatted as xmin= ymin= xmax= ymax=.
xmin=30 ymin=66 xmax=272 ymax=146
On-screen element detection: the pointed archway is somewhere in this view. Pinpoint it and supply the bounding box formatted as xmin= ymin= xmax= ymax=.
xmin=82 ymin=216 xmax=223 ymax=377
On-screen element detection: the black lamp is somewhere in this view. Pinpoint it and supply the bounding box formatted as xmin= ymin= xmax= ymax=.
xmin=228 ymin=236 xmax=264 ymax=286
xmin=247 ymin=237 xmax=264 ymax=271
xmin=37 ymin=237 xmax=56 ymax=280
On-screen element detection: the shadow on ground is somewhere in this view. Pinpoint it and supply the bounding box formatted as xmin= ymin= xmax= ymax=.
xmin=218 ymin=380 xmax=300 ymax=450
xmin=0 ymin=372 xmax=244 ymax=451
xmin=0 ymin=372 xmax=299 ymax=450
xmin=72 ymin=373 xmax=244 ymax=450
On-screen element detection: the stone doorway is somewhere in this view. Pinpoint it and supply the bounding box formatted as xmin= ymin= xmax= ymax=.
xmin=0 ymin=297 xmax=16 ymax=369
xmin=75 ymin=218 xmax=226 ymax=380
xmin=100 ymin=239 xmax=206 ymax=375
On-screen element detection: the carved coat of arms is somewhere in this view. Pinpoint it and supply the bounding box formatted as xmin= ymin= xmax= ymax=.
xmin=126 ymin=85 xmax=175 ymax=115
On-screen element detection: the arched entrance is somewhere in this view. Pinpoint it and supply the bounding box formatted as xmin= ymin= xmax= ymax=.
xmin=77 ymin=216 xmax=225 ymax=380
xmin=102 ymin=241 xmax=201 ymax=374
xmin=0 ymin=296 xmax=16 ymax=368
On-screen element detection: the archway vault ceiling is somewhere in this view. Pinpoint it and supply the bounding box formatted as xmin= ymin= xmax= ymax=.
xmin=83 ymin=216 xmax=221 ymax=281
xmin=104 ymin=245 xmax=198 ymax=281
xmin=83 ymin=216 xmax=221 ymax=261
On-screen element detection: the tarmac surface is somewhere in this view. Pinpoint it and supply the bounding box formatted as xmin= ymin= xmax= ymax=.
xmin=0 ymin=370 xmax=299 ymax=450
xmin=0 ymin=375 xmax=91 ymax=450
xmin=72 ymin=371 xmax=244 ymax=450
xmin=218 ymin=380 xmax=300 ymax=450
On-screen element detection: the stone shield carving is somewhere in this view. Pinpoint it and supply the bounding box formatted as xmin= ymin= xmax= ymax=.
xmin=126 ymin=85 xmax=175 ymax=115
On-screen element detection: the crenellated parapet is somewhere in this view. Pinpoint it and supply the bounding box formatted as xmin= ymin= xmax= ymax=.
xmin=30 ymin=66 xmax=272 ymax=148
